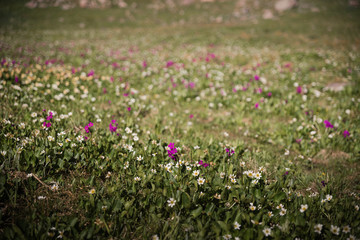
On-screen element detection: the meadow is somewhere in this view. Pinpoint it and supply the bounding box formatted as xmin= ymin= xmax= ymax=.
xmin=0 ymin=0 xmax=360 ymax=239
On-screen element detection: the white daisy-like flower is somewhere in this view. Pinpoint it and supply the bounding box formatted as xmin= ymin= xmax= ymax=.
xmin=254 ymin=172 xmax=262 ymax=179
xmin=151 ymin=234 xmax=159 ymax=240
xmin=330 ymin=225 xmax=340 ymax=235
xmin=249 ymin=203 xmax=256 ymax=211
xmin=240 ymin=162 xmax=246 ymax=167
xmin=314 ymin=224 xmax=323 ymax=234
xmin=347 ymin=235 xmax=356 ymax=240
xmin=186 ymin=166 xmax=192 ymax=171
xmin=194 ymin=145 xmax=200 ymax=150
xmin=89 ymin=188 xmax=96 ymax=195
xmin=38 ymin=196 xmax=46 ymax=200
xmin=1 ymin=151 xmax=6 ymax=156
xmin=134 ymin=177 xmax=141 ymax=181
xmin=76 ymin=135 xmax=83 ymax=143
xmin=137 ymin=155 xmax=143 ymax=161
xmin=263 ymin=227 xmax=271 ymax=237
xmin=47 ymin=136 xmax=55 ymax=142
xmin=300 ymin=204 xmax=308 ymax=213
xmin=167 ymin=198 xmax=176 ymax=208
xmin=197 ymin=177 xmax=205 ymax=185
xmin=225 ymin=185 xmax=231 ymax=190
xmin=234 ymin=221 xmax=241 ymax=230
xmin=223 ymin=234 xmax=232 ymax=240
xmin=51 ymin=184 xmax=59 ymax=191
xmin=326 ymin=194 xmax=333 ymax=201
xmin=267 ymin=211 xmax=273 ymax=217
xmin=192 ymin=170 xmax=200 ymax=177
xmin=279 ymin=208 xmax=287 ymax=216
xmin=342 ymin=225 xmax=351 ymax=233
xmin=276 ymin=204 xmax=284 ymax=209
xmin=151 ymin=169 xmax=157 ymax=174
xmin=220 ymin=172 xmax=225 ymax=178
xmin=31 ymin=112 xmax=37 ymax=118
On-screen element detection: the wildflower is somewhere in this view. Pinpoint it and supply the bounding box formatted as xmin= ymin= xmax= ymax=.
xmin=1 ymin=151 xmax=6 ymax=156
xmin=343 ymin=130 xmax=350 ymax=138
xmin=102 ymin=206 xmax=108 ymax=211
xmin=192 ymin=170 xmax=200 ymax=177
xmin=194 ymin=145 xmax=200 ymax=149
xmin=343 ymin=225 xmax=351 ymax=233
xmin=240 ymin=162 xmax=246 ymax=167
xmin=31 ymin=112 xmax=37 ymax=117
xmin=223 ymin=234 xmax=232 ymax=240
xmin=151 ymin=235 xmax=159 ymax=240
xmin=300 ymin=204 xmax=308 ymax=213
xmin=186 ymin=166 xmax=192 ymax=171
xmin=220 ymin=172 xmax=225 ymax=178
xmin=234 ymin=221 xmax=241 ymax=230
xmin=279 ymin=208 xmax=287 ymax=216
xmin=71 ymin=143 xmax=77 ymax=148
xmin=51 ymin=184 xmax=59 ymax=191
xmin=47 ymin=136 xmax=55 ymax=142
xmin=263 ymin=227 xmax=271 ymax=237
xmin=355 ymin=205 xmax=359 ymax=211
xmin=57 ymin=230 xmax=64 ymax=238
xmin=267 ymin=211 xmax=273 ymax=217
xmin=225 ymin=185 xmax=231 ymax=190
xmin=254 ymin=172 xmax=262 ymax=179
xmin=324 ymin=120 xmax=334 ymax=128
xmin=88 ymin=188 xmax=96 ymax=194
xmin=105 ymin=172 xmax=112 ymax=178
xmin=197 ymin=177 xmax=205 ymax=185
xmin=38 ymin=196 xmax=46 ymax=200
xmin=249 ymin=203 xmax=256 ymax=211
xmin=330 ymin=225 xmax=340 ymax=235
xmin=347 ymin=235 xmax=356 ymax=240
xmin=231 ymin=178 xmax=237 ymax=184
xmin=58 ymin=142 xmax=63 ymax=147
xmin=76 ymin=135 xmax=83 ymax=142
xmin=326 ymin=194 xmax=333 ymax=201
xmin=137 ymin=155 xmax=143 ymax=161
xmin=314 ymin=224 xmax=323 ymax=234
xmin=167 ymin=142 xmax=177 ymax=160
xmin=251 ymin=220 xmax=262 ymax=225
xmin=134 ymin=177 xmax=141 ymax=181
xmin=167 ymin=198 xmax=176 ymax=207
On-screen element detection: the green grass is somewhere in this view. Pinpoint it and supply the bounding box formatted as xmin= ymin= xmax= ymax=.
xmin=0 ymin=0 xmax=360 ymax=239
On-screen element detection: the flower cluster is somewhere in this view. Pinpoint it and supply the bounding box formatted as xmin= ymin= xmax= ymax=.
xmin=109 ymin=119 xmax=118 ymax=133
xmin=166 ymin=142 xmax=177 ymax=160
xmin=84 ymin=121 xmax=93 ymax=133
xmin=43 ymin=111 xmax=53 ymax=128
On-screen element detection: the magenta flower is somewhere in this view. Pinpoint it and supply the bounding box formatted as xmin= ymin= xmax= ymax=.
xmin=189 ymin=114 xmax=194 ymax=119
xmin=167 ymin=142 xmax=177 ymax=160
xmin=324 ymin=120 xmax=334 ymax=128
xmin=254 ymin=75 xmax=260 ymax=81
xmin=87 ymin=70 xmax=94 ymax=77
xmin=343 ymin=130 xmax=350 ymax=138
xmin=127 ymin=107 xmax=131 ymax=112
xmin=88 ymin=122 xmax=93 ymax=127
xmin=15 ymin=76 xmax=19 ymax=83
xmin=109 ymin=120 xmax=118 ymax=133
xmin=143 ymin=61 xmax=147 ymax=68
xmin=166 ymin=61 xmax=174 ymax=68
xmin=255 ymin=103 xmax=259 ymax=109
xmin=267 ymin=92 xmax=272 ymax=97
xmin=296 ymin=86 xmax=302 ymax=94
xmin=225 ymin=148 xmax=235 ymax=157
xmin=198 ymin=160 xmax=209 ymax=168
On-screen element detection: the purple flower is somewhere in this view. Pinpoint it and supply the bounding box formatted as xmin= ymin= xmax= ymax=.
xmin=88 ymin=122 xmax=93 ymax=127
xmin=296 ymin=86 xmax=302 ymax=94
xmin=254 ymin=75 xmax=260 ymax=81
xmin=343 ymin=130 xmax=350 ymax=138
xmin=87 ymin=70 xmax=94 ymax=77
xmin=324 ymin=120 xmax=334 ymax=128
xmin=143 ymin=61 xmax=147 ymax=68
xmin=127 ymin=107 xmax=131 ymax=112
xmin=255 ymin=103 xmax=259 ymax=109
xmin=109 ymin=120 xmax=118 ymax=133
xmin=167 ymin=142 xmax=177 ymax=160
xmin=166 ymin=61 xmax=174 ymax=68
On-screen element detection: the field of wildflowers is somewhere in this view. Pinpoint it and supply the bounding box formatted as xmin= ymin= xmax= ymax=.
xmin=1 ymin=0 xmax=360 ymax=239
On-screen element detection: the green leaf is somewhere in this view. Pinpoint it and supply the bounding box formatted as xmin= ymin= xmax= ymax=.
xmin=217 ymin=221 xmax=229 ymax=232
xmin=273 ymin=192 xmax=286 ymax=203
xmin=181 ymin=192 xmax=191 ymax=209
xmin=190 ymin=206 xmax=203 ymax=218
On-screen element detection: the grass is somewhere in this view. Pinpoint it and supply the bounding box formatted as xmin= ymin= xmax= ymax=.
xmin=0 ymin=0 xmax=360 ymax=239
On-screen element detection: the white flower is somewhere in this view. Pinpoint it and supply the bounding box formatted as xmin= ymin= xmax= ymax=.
xmin=137 ymin=155 xmax=143 ymax=161
xmin=89 ymin=188 xmax=96 ymax=195
xmin=1 ymin=151 xmax=6 ymax=156
xmin=342 ymin=225 xmax=351 ymax=233
xmin=231 ymin=178 xmax=237 ymax=184
xmin=234 ymin=221 xmax=241 ymax=230
xmin=51 ymin=184 xmax=59 ymax=191
xmin=220 ymin=172 xmax=225 ymax=178
xmin=347 ymin=235 xmax=356 ymax=240
xmin=167 ymin=198 xmax=176 ymax=208
xmin=223 ymin=234 xmax=232 ymax=240
xmin=192 ymin=170 xmax=200 ymax=177
xmin=279 ymin=208 xmax=287 ymax=216
xmin=254 ymin=172 xmax=262 ymax=179
xmin=249 ymin=203 xmax=256 ymax=211
xmin=194 ymin=145 xmax=200 ymax=150
xmin=76 ymin=135 xmax=83 ymax=143
xmin=240 ymin=162 xmax=246 ymax=167
xmin=31 ymin=112 xmax=37 ymax=118
xmin=314 ymin=224 xmax=322 ymax=234
xmin=284 ymin=149 xmax=290 ymax=155
xmin=300 ymin=204 xmax=308 ymax=213
xmin=37 ymin=196 xmax=46 ymax=200
xmin=326 ymin=194 xmax=333 ymax=201
xmin=330 ymin=225 xmax=340 ymax=235
xmin=267 ymin=211 xmax=273 ymax=217
xmin=263 ymin=227 xmax=271 ymax=237
xmin=134 ymin=177 xmax=141 ymax=181
xmin=197 ymin=177 xmax=205 ymax=185
xmin=151 ymin=235 xmax=159 ymax=240
xmin=47 ymin=136 xmax=55 ymax=142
